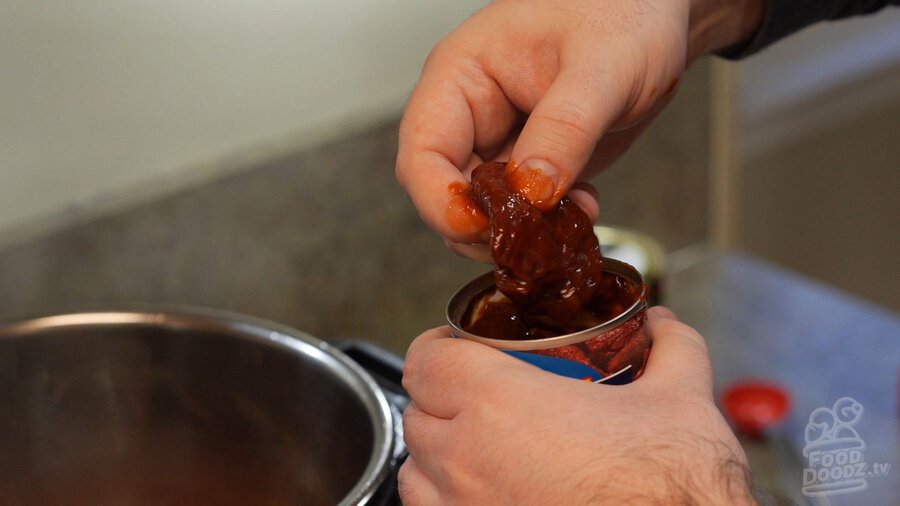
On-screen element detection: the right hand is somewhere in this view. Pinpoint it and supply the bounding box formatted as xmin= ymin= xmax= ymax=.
xmin=395 ymin=0 xmax=762 ymax=259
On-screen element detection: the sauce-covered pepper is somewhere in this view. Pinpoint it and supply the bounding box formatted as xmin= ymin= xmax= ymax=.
xmin=463 ymin=161 xmax=640 ymax=341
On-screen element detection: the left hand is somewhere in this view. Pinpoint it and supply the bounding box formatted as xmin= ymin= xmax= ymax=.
xmin=398 ymin=307 xmax=755 ymax=505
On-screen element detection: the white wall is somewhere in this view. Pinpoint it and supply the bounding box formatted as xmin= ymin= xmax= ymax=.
xmin=0 ymin=0 xmax=487 ymax=240
xmin=736 ymin=8 xmax=900 ymax=157
xmin=732 ymin=8 xmax=900 ymax=310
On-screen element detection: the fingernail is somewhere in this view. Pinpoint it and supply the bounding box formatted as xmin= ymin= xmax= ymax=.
xmin=445 ymin=182 xmax=489 ymax=237
xmin=507 ymin=159 xmax=559 ymax=208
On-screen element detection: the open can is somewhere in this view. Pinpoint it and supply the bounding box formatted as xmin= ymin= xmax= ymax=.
xmin=447 ymin=258 xmax=650 ymax=385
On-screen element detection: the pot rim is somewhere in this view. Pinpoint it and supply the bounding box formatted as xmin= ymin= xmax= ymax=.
xmin=0 ymin=306 xmax=395 ymax=506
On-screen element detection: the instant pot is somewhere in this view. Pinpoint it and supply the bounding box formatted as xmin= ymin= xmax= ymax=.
xmin=0 ymin=309 xmax=408 ymax=505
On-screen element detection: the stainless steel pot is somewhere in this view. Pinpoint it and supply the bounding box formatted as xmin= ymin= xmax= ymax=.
xmin=0 ymin=309 xmax=403 ymax=505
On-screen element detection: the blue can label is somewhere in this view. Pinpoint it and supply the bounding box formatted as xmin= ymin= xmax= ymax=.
xmin=506 ymin=351 xmax=635 ymax=385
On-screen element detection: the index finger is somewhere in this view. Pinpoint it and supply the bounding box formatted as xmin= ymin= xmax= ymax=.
xmin=396 ymin=72 xmax=486 ymax=242
xmin=402 ymin=326 xmax=523 ymax=419
xmin=396 ymin=66 xmax=487 ymax=243
xmin=397 ymin=27 xmax=527 ymax=244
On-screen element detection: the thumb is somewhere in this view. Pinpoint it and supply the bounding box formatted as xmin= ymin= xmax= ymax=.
xmin=640 ymin=306 xmax=714 ymax=396
xmin=509 ymin=63 xmax=624 ymax=209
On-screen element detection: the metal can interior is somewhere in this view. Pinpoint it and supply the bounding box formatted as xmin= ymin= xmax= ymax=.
xmin=446 ymin=258 xmax=651 ymax=383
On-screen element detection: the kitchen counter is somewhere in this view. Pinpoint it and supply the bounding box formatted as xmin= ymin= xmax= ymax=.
xmin=667 ymin=250 xmax=899 ymax=505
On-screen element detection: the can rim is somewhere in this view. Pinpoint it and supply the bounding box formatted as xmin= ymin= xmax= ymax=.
xmin=446 ymin=257 xmax=647 ymax=351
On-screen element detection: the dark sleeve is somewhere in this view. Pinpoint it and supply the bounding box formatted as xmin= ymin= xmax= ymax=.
xmin=719 ymin=0 xmax=900 ymax=59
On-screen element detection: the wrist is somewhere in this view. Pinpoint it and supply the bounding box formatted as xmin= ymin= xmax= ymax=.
xmin=686 ymin=0 xmax=765 ymax=61
xmin=593 ymin=432 xmax=757 ymax=505
xmin=596 ymin=456 xmax=758 ymax=505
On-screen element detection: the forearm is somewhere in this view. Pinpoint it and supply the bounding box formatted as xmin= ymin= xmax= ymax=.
xmin=688 ymin=0 xmax=900 ymax=61
xmin=586 ymin=458 xmax=759 ymax=505
xmin=582 ymin=425 xmax=760 ymax=505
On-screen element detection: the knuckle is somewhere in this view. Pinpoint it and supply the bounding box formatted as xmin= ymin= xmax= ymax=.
xmin=697 ymin=360 xmax=714 ymax=389
xmin=394 ymin=157 xmax=409 ymax=190
xmin=401 ymin=360 xmax=417 ymax=393
xmin=531 ymin=100 xmax=595 ymax=150
xmin=395 ymin=118 xmax=420 ymax=191
xmin=403 ymin=336 xmax=465 ymax=393
xmin=397 ymin=461 xmax=419 ymax=504
xmin=656 ymin=319 xmax=709 ymax=354
xmin=476 ymin=375 xmax=509 ymax=408
xmin=397 ymin=459 xmax=412 ymax=484
xmin=401 ymin=406 xmax=427 ymax=453
xmin=423 ymin=36 xmax=457 ymax=71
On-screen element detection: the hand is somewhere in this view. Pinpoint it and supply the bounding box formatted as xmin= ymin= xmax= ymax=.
xmin=395 ymin=0 xmax=763 ymax=259
xmin=399 ymin=307 xmax=757 ymax=504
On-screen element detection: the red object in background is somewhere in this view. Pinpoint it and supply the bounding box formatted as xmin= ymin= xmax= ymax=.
xmin=721 ymin=381 xmax=791 ymax=438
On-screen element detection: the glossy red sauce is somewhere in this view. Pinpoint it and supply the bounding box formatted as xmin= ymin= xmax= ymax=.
xmin=445 ymin=181 xmax=489 ymax=236
xmin=464 ymin=271 xmax=642 ymax=340
xmin=462 ymin=161 xmax=641 ymax=341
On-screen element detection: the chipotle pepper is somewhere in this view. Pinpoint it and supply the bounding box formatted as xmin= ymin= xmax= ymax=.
xmin=464 ymin=161 xmax=638 ymax=341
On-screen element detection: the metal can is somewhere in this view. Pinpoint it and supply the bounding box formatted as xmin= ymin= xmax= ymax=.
xmin=447 ymin=258 xmax=650 ymax=384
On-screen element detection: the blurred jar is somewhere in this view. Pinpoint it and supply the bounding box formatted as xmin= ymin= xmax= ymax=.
xmin=594 ymin=226 xmax=666 ymax=306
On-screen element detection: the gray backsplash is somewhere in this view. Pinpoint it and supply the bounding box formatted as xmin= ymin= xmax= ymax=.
xmin=0 ymin=62 xmax=712 ymax=352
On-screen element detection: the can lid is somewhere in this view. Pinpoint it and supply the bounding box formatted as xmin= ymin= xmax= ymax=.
xmin=446 ymin=257 xmax=647 ymax=351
